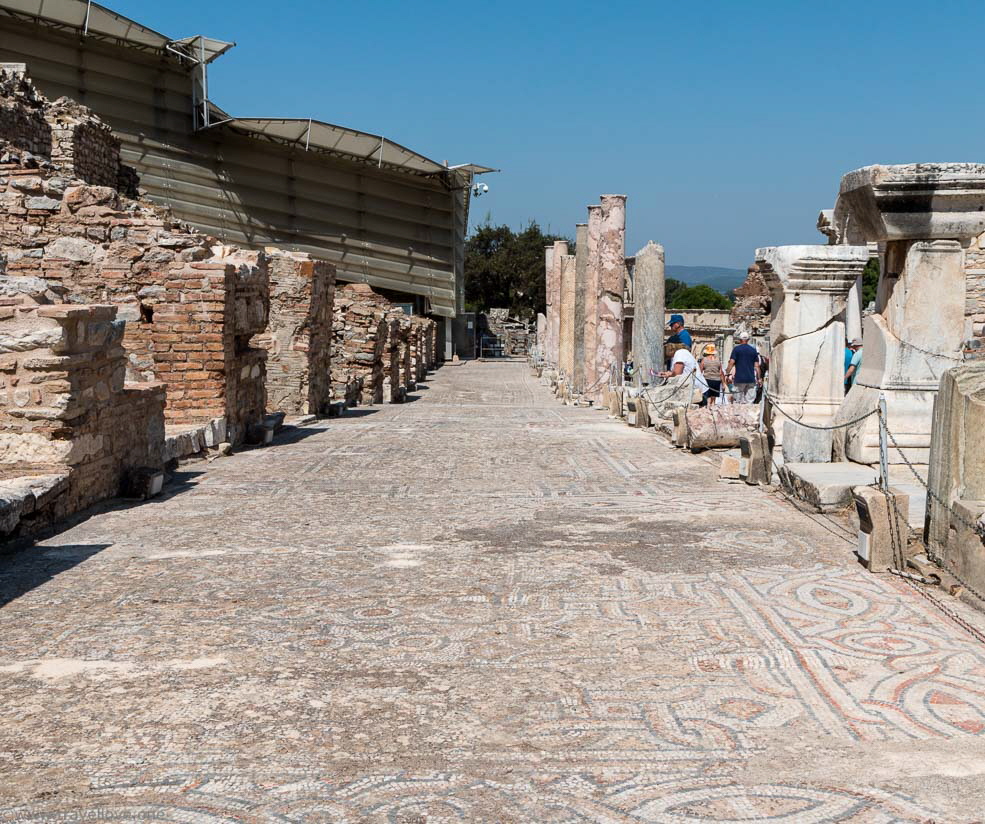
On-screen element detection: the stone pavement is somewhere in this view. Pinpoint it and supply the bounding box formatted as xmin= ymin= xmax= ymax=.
xmin=2 ymin=362 xmax=985 ymax=822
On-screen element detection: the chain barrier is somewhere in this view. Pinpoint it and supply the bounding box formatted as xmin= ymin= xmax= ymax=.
xmin=877 ymin=408 xmax=985 ymax=610
xmin=762 ymin=391 xmax=880 ymax=431
xmin=639 ymin=373 xmax=697 ymax=406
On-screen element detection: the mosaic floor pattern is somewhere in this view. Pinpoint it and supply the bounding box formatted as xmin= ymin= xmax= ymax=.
xmin=1 ymin=362 xmax=985 ymax=821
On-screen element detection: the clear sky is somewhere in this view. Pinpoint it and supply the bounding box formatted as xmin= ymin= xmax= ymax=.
xmin=111 ymin=0 xmax=984 ymax=268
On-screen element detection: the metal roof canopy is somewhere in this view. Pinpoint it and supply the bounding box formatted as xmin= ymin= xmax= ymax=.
xmin=0 ymin=1 xmax=234 ymax=61
xmin=206 ymin=118 xmax=449 ymax=178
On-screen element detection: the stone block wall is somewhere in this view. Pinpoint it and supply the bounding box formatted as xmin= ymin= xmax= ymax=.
xmin=0 ymin=300 xmax=164 ymax=534
xmin=0 ymin=161 xmax=269 ymax=443
xmin=258 ymin=250 xmax=335 ymax=416
xmin=44 ymin=96 xmax=130 ymax=192
xmin=332 ymin=283 xmax=391 ymax=406
xmin=964 ymin=232 xmax=985 ymax=359
xmin=730 ymin=263 xmax=771 ymax=334
xmin=479 ymin=308 xmax=534 ymax=356
xmin=0 ymin=67 xmax=49 ymax=159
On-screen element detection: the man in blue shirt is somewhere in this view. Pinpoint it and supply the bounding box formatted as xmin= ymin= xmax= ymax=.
xmin=665 ymin=314 xmax=692 ymax=367
xmin=726 ymin=331 xmax=761 ymax=403
xmin=845 ymin=338 xmax=863 ymax=389
xmin=667 ymin=314 xmax=693 ymax=347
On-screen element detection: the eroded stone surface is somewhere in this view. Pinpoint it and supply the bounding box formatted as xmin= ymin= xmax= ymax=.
xmin=1 ymin=363 xmax=984 ymax=820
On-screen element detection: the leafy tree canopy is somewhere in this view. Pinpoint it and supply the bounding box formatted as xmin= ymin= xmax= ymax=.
xmin=861 ymin=257 xmax=879 ymax=307
xmin=464 ymin=220 xmax=570 ymax=319
xmin=667 ymin=283 xmax=733 ymax=310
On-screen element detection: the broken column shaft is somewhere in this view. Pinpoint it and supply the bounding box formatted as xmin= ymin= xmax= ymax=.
xmin=631 ymin=241 xmax=665 ymax=383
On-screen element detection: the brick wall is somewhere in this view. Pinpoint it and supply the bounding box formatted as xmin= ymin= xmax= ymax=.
xmin=258 ymin=250 xmax=335 ymax=416
xmin=0 ymin=300 xmax=164 ymax=532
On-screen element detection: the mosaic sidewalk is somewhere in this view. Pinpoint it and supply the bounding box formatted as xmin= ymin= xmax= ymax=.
xmin=1 ymin=361 xmax=985 ymax=821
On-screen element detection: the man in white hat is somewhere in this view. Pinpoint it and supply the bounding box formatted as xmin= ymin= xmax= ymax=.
xmin=726 ymin=332 xmax=761 ymax=404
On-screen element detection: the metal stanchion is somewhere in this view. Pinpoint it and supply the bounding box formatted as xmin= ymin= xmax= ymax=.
xmin=878 ymin=392 xmax=889 ymax=492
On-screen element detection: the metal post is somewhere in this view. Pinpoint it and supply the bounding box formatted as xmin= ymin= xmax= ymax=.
xmin=758 ymin=392 xmax=766 ymax=432
xmin=878 ymin=392 xmax=889 ymax=492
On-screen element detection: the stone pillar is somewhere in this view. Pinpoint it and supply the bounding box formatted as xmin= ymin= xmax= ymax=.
xmin=631 ymin=241 xmax=665 ymax=383
xmin=536 ymin=313 xmax=547 ymax=360
xmin=590 ymin=194 xmax=626 ymax=402
xmin=543 ymin=245 xmax=556 ymax=366
xmin=558 ymin=254 xmax=576 ymax=378
xmin=550 ymin=240 xmax=567 ymax=368
xmin=833 ymin=164 xmax=985 ymax=466
xmin=756 ymin=245 xmax=868 ymax=452
xmin=926 ymin=362 xmax=985 ymax=551
xmin=573 ymin=223 xmax=588 ymax=392
xmin=582 ymin=205 xmax=602 ymax=396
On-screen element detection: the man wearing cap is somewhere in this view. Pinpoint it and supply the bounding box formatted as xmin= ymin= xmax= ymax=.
xmin=726 ymin=332 xmax=761 ymax=404
xmin=844 ymin=338 xmax=863 ymax=390
xmin=667 ymin=314 xmax=692 ymax=348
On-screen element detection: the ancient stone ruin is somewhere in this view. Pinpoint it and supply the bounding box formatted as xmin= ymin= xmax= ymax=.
xmin=0 ymin=68 xmax=443 ymax=538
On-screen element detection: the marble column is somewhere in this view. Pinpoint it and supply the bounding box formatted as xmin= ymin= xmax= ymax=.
xmin=536 ymin=313 xmax=547 ymax=360
xmin=631 ymin=241 xmax=665 ymax=383
xmin=756 ymin=245 xmax=869 ymax=451
xmin=582 ymin=205 xmax=602 ymax=397
xmin=589 ymin=194 xmax=626 ymax=402
xmin=573 ymin=223 xmax=588 ymax=392
xmin=543 ymin=245 xmax=556 ymax=366
xmin=558 ymin=253 xmax=577 ymax=379
xmin=550 ymin=240 xmax=568 ymax=368
xmin=833 ymin=163 xmax=985 ymax=466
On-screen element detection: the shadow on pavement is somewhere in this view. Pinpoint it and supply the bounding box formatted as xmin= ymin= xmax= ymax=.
xmin=0 ymin=543 xmax=111 ymax=609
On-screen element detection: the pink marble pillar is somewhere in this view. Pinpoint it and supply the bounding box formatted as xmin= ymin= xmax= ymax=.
xmin=582 ymin=204 xmax=602 ymax=396
xmin=590 ymin=194 xmax=626 ymax=402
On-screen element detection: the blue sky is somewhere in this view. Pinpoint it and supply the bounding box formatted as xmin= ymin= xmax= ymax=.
xmin=112 ymin=0 xmax=983 ymax=268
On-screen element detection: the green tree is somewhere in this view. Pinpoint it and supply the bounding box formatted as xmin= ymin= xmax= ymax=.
xmin=664 ymin=278 xmax=687 ymax=307
xmin=464 ymin=221 xmax=569 ymax=319
xmin=861 ymin=257 xmax=879 ymax=307
xmin=668 ymin=283 xmax=733 ymax=310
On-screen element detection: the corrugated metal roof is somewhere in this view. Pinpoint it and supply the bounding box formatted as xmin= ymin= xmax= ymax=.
xmin=206 ymin=118 xmax=448 ymax=177
xmin=0 ymin=0 xmax=170 ymax=50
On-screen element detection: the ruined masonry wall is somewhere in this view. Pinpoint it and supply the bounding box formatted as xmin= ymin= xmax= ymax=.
xmin=0 ymin=301 xmax=164 ymax=531
xmin=964 ymin=232 xmax=985 ymax=358
xmin=259 ymin=251 xmax=335 ymax=416
xmin=332 ymin=283 xmax=390 ymax=406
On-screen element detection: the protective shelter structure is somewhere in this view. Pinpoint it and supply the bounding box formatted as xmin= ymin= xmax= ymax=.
xmin=0 ymin=0 xmax=494 ymax=355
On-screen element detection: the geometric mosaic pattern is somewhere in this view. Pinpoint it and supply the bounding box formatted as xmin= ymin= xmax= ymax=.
xmin=0 ymin=362 xmax=984 ymax=821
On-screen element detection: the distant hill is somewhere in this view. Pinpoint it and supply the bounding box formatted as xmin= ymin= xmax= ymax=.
xmin=665 ymin=265 xmax=746 ymax=295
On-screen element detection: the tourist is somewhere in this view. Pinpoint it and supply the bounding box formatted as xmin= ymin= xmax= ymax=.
xmin=659 ymin=343 xmax=709 ymax=396
xmin=698 ymin=343 xmax=727 ymax=407
xmin=845 ymin=338 xmax=863 ymax=389
xmin=666 ymin=313 xmax=693 ymax=357
xmin=726 ymin=332 xmax=761 ymax=404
